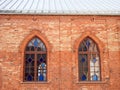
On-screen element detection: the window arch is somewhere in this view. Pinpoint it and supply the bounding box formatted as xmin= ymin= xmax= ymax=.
xmin=78 ymin=37 xmax=101 ymax=81
xmin=24 ymin=37 xmax=47 ymax=82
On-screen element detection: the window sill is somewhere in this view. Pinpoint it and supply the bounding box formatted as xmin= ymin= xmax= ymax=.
xmin=21 ymin=81 xmax=50 ymax=84
xmin=76 ymin=81 xmax=107 ymax=84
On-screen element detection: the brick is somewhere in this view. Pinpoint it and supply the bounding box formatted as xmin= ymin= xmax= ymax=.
xmin=0 ymin=15 xmax=120 ymax=90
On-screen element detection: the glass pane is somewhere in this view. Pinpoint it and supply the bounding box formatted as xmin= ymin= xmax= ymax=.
xmin=81 ymin=57 xmax=85 ymax=63
xmin=85 ymin=39 xmax=90 ymax=49
xmin=90 ymin=54 xmax=100 ymax=81
xmin=25 ymin=67 xmax=34 ymax=73
xmin=93 ymin=45 xmax=98 ymax=52
xmin=79 ymin=54 xmax=88 ymax=65
xmin=79 ymin=54 xmax=88 ymax=81
xmin=42 ymin=54 xmax=47 ymax=62
xmin=31 ymin=46 xmax=35 ymax=51
xmin=34 ymin=39 xmax=39 ymax=47
xmin=25 ymin=54 xmax=34 ymax=66
xmin=90 ymin=67 xmax=94 ymax=72
xmin=25 ymin=54 xmax=35 ymax=81
xmin=95 ymin=72 xmax=100 ymax=80
xmin=88 ymin=39 xmax=93 ymax=51
xmin=38 ymin=67 xmax=47 ymax=81
xmin=81 ymin=74 xmax=87 ymax=81
xmin=95 ymin=68 xmax=100 ymax=73
xmin=83 ymin=45 xmax=87 ymax=51
xmin=26 ymin=37 xmax=46 ymax=51
xmin=90 ymin=72 xmax=100 ymax=81
xmin=92 ymin=74 xmax=98 ymax=81
xmin=27 ymin=57 xmax=32 ymax=63
xmin=37 ymin=54 xmax=46 ymax=65
xmin=95 ymin=54 xmax=100 ymax=67
xmin=37 ymin=54 xmax=47 ymax=81
xmin=43 ymin=72 xmax=47 ymax=81
xmin=25 ymin=54 xmax=35 ymax=60
xmin=42 ymin=44 xmax=46 ymax=51
xmin=79 ymin=43 xmax=84 ymax=51
xmin=26 ymin=47 xmax=30 ymax=51
xmin=90 ymin=60 xmax=94 ymax=67
xmin=90 ymin=54 xmax=100 ymax=65
xmin=92 ymin=57 xmax=97 ymax=63
xmin=41 ymin=63 xmax=46 ymax=69
xmin=28 ymin=42 xmax=33 ymax=46
xmin=26 ymin=74 xmax=33 ymax=81
xmin=37 ymin=47 xmax=42 ymax=51
xmin=39 ymin=57 xmax=44 ymax=62
xmin=38 ymin=74 xmax=44 ymax=81
xmin=25 ymin=73 xmax=34 ymax=81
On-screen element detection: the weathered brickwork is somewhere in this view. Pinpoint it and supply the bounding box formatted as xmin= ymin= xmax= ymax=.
xmin=0 ymin=15 xmax=120 ymax=90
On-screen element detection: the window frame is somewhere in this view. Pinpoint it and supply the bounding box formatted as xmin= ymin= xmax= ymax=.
xmin=78 ymin=37 xmax=101 ymax=82
xmin=23 ymin=37 xmax=47 ymax=82
xmin=73 ymin=34 xmax=104 ymax=84
xmin=20 ymin=31 xmax=51 ymax=84
xmin=73 ymin=32 xmax=106 ymax=84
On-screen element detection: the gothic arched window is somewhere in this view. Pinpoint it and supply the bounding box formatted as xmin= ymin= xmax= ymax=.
xmin=78 ymin=37 xmax=101 ymax=81
xmin=24 ymin=37 xmax=47 ymax=82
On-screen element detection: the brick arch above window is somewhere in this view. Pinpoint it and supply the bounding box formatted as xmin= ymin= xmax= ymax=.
xmin=74 ymin=31 xmax=104 ymax=53
xmin=19 ymin=30 xmax=51 ymax=53
xmin=74 ymin=31 xmax=105 ymax=82
xmin=19 ymin=30 xmax=51 ymax=82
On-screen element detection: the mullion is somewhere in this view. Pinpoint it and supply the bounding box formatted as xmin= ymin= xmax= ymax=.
xmin=34 ymin=53 xmax=37 ymax=81
xmin=81 ymin=54 xmax=84 ymax=79
xmin=85 ymin=53 xmax=88 ymax=81
xmin=87 ymin=53 xmax=90 ymax=81
xmin=83 ymin=40 xmax=88 ymax=51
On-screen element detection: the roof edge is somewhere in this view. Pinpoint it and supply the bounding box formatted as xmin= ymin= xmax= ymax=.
xmin=0 ymin=10 xmax=120 ymax=16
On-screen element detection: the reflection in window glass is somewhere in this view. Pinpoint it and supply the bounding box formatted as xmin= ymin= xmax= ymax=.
xmin=78 ymin=37 xmax=100 ymax=81
xmin=24 ymin=37 xmax=47 ymax=82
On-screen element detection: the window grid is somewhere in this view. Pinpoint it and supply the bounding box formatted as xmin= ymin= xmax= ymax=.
xmin=78 ymin=37 xmax=101 ymax=81
xmin=24 ymin=37 xmax=47 ymax=82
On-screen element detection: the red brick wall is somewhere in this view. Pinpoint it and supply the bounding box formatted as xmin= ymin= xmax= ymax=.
xmin=0 ymin=15 xmax=119 ymax=90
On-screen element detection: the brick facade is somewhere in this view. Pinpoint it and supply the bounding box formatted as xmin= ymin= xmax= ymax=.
xmin=0 ymin=15 xmax=120 ymax=90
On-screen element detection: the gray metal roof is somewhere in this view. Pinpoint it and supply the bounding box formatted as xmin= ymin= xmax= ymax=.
xmin=0 ymin=0 xmax=120 ymax=15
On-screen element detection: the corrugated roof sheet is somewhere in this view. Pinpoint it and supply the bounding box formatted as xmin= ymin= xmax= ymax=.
xmin=0 ymin=0 xmax=120 ymax=15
